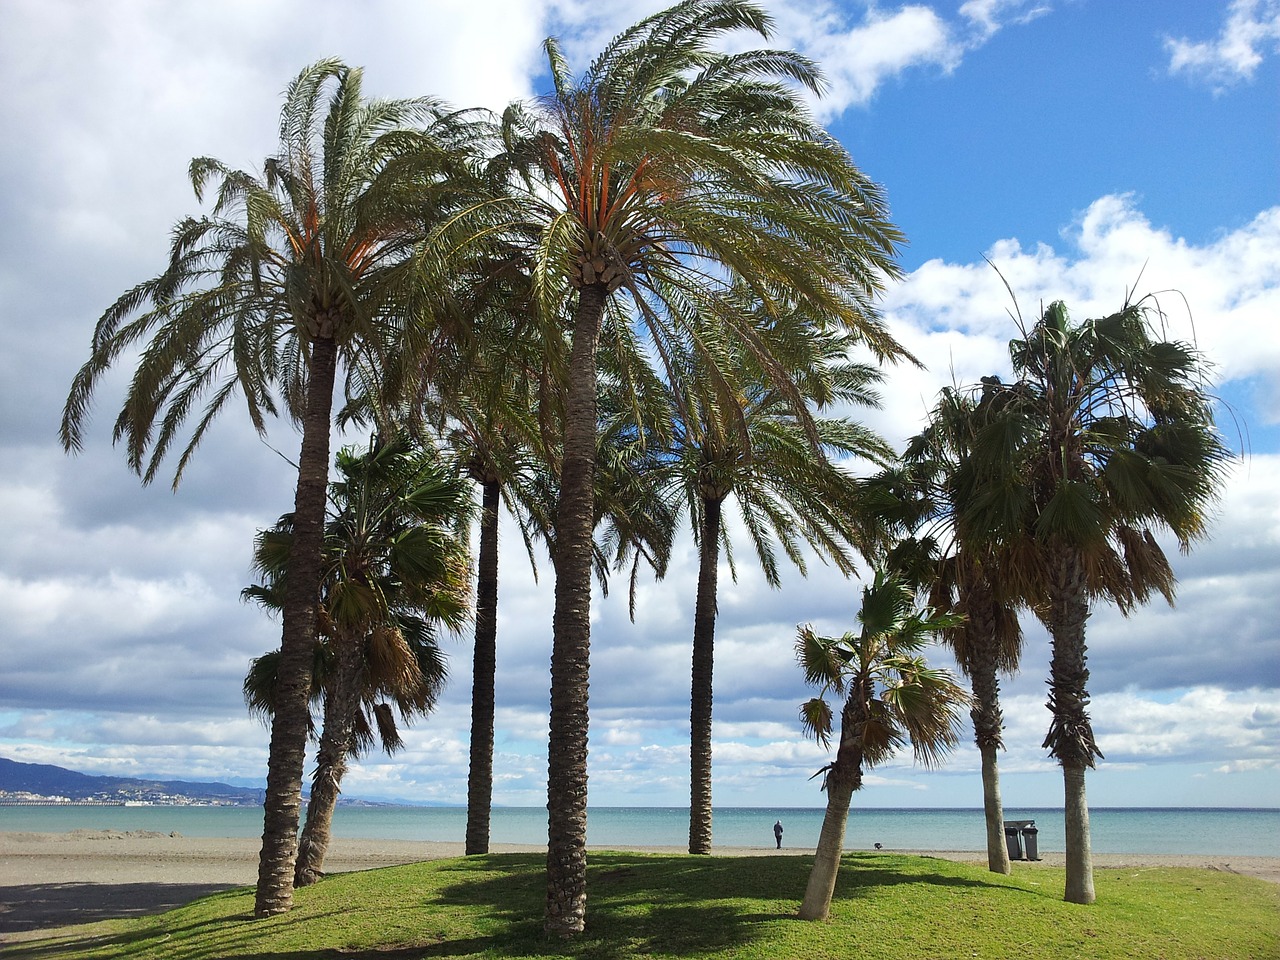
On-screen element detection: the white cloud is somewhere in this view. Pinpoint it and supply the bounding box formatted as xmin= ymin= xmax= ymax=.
xmin=872 ymin=195 xmax=1280 ymax=447
xmin=805 ymin=5 xmax=960 ymax=113
xmin=1165 ymin=0 xmax=1280 ymax=89
xmin=960 ymin=0 xmax=1051 ymax=39
xmin=1093 ymin=687 xmax=1279 ymax=766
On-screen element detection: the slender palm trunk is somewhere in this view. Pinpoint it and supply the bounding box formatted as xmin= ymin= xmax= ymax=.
xmin=545 ymin=284 xmax=606 ymax=938
xmin=255 ymin=334 xmax=336 ymax=917
xmin=295 ymin=627 xmax=365 ymax=886
xmin=688 ymin=495 xmax=723 ymax=855
xmin=966 ymin=583 xmax=1011 ymax=875
xmin=1043 ymin=547 xmax=1097 ymax=905
xmin=799 ymin=696 xmax=865 ymax=921
xmin=979 ymin=744 xmax=1009 ymax=873
xmin=466 ymin=478 xmax=501 ymax=855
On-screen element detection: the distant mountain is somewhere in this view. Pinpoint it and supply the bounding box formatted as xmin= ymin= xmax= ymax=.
xmin=0 ymin=756 xmax=262 ymax=805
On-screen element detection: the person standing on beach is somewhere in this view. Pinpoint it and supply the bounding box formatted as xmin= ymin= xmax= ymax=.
xmin=774 ymin=820 xmax=784 ymax=849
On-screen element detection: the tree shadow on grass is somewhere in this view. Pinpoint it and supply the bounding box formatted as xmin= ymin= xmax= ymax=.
xmin=420 ymin=852 xmax=814 ymax=958
xmin=422 ymin=851 xmax=1022 ymax=959
xmin=833 ymin=853 xmax=1031 ymax=900
xmin=0 ymin=852 xmax=1035 ymax=960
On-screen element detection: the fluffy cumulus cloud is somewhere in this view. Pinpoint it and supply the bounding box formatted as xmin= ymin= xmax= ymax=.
xmin=1166 ymin=0 xmax=1280 ymax=89
xmin=872 ymin=194 xmax=1280 ymax=446
xmin=542 ymin=0 xmax=1054 ymax=119
xmin=765 ymin=0 xmax=1050 ymax=118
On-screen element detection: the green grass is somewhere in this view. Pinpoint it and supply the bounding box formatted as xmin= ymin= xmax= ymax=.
xmin=5 ymin=852 xmax=1277 ymax=960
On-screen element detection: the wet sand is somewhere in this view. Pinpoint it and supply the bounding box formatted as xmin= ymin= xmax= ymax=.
xmin=2 ymin=829 xmax=1276 ymax=942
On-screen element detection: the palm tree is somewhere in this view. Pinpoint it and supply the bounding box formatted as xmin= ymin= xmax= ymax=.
xmin=884 ymin=390 xmax=1029 ymax=875
xmin=416 ymin=324 xmax=550 ymax=858
xmin=60 ymin=60 xmax=490 ymax=915
xmin=504 ymin=1 xmax=905 ymax=933
xmin=959 ymin=299 xmax=1231 ymax=903
xmin=242 ymin=615 xmax=448 ymax=872
xmin=794 ymin=572 xmax=968 ymax=921
xmin=245 ymin=436 xmax=471 ymax=885
xmin=669 ymin=321 xmax=893 ymax=855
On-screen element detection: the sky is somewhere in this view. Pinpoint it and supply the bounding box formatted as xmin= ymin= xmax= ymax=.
xmin=1 ymin=0 xmax=1277 ymax=815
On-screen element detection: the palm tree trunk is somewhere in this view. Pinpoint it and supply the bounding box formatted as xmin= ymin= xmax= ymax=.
xmin=1043 ymin=547 xmax=1098 ymax=905
xmin=1062 ymin=763 xmax=1095 ymax=903
xmin=799 ymin=698 xmax=865 ymax=921
xmin=255 ymin=334 xmax=336 ymax=917
xmin=978 ymin=743 xmax=1009 ymax=874
xmin=295 ymin=628 xmax=364 ymax=887
xmin=466 ymin=478 xmax=501 ymax=855
xmin=688 ymin=495 xmax=722 ymax=855
xmin=966 ymin=584 xmax=1010 ymax=875
xmin=798 ymin=777 xmax=855 ymax=921
xmin=545 ymin=283 xmax=606 ymax=938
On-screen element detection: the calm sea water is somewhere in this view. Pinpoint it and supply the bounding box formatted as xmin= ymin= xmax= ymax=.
xmin=2 ymin=805 xmax=1275 ymax=857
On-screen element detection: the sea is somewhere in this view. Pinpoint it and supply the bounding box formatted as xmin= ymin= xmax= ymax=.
xmin=2 ymin=805 xmax=1276 ymax=858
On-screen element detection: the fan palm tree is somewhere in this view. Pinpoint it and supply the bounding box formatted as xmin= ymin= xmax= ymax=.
xmin=504 ymin=0 xmax=905 ymax=932
xmin=959 ymin=298 xmax=1231 ymax=903
xmin=795 ymin=571 xmax=968 ymax=921
xmin=245 ymin=436 xmax=471 ymax=885
xmin=60 ymin=60 xmax=491 ymax=915
xmin=241 ymin=614 xmax=447 ymax=870
xmin=669 ymin=321 xmax=893 ymax=855
xmin=882 ymin=389 xmax=1030 ymax=875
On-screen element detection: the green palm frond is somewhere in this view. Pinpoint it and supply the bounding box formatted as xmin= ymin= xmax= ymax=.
xmin=796 ymin=571 xmax=967 ymax=783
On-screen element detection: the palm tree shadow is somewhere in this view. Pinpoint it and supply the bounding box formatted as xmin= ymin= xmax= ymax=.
xmin=425 ymin=852 xmax=1026 ymax=958
xmin=426 ymin=853 xmax=812 ymax=957
xmin=833 ymin=853 xmax=1036 ymax=901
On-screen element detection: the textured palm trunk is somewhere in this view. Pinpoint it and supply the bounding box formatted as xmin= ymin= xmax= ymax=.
xmin=295 ymin=626 xmax=365 ymax=886
xmin=799 ymin=695 xmax=865 ymax=921
xmin=965 ymin=583 xmax=1011 ymax=875
xmin=545 ymin=283 xmax=605 ymax=937
xmin=688 ymin=495 xmax=722 ymax=855
xmin=255 ymin=334 xmax=336 ymax=917
xmin=466 ymin=478 xmax=501 ymax=855
xmin=1043 ymin=547 xmax=1097 ymax=905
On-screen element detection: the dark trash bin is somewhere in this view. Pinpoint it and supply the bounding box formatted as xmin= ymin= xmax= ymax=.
xmin=1022 ymin=824 xmax=1040 ymax=861
xmin=1004 ymin=822 xmax=1025 ymax=861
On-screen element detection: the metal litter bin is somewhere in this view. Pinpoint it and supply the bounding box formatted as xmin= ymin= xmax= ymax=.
xmin=1022 ymin=824 xmax=1040 ymax=861
xmin=1004 ymin=822 xmax=1025 ymax=861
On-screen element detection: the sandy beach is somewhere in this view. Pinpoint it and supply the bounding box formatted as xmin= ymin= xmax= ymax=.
xmin=2 ymin=829 xmax=1276 ymax=942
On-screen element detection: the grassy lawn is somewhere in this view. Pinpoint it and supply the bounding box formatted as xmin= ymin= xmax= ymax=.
xmin=6 ymin=852 xmax=1277 ymax=960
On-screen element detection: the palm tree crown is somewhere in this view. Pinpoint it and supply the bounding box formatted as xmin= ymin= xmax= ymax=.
xmin=794 ymin=571 xmax=968 ymax=921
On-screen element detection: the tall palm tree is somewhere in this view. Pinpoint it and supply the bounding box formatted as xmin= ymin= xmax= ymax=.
xmin=415 ymin=321 xmax=551 ymax=858
xmin=669 ymin=321 xmax=893 ymax=855
xmin=504 ymin=0 xmax=905 ymax=932
xmin=794 ymin=572 xmax=968 ymax=921
xmin=960 ymin=299 xmax=1231 ymax=903
xmin=884 ymin=390 xmax=1030 ymax=875
xmin=60 ymin=60 xmax=490 ymax=915
xmin=244 ymin=436 xmax=471 ymax=885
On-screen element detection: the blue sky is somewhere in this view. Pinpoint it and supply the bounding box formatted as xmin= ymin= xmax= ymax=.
xmin=0 ymin=0 xmax=1277 ymax=816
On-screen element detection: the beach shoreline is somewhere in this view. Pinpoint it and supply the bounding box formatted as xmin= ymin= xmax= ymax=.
xmin=2 ymin=829 xmax=1276 ymax=941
